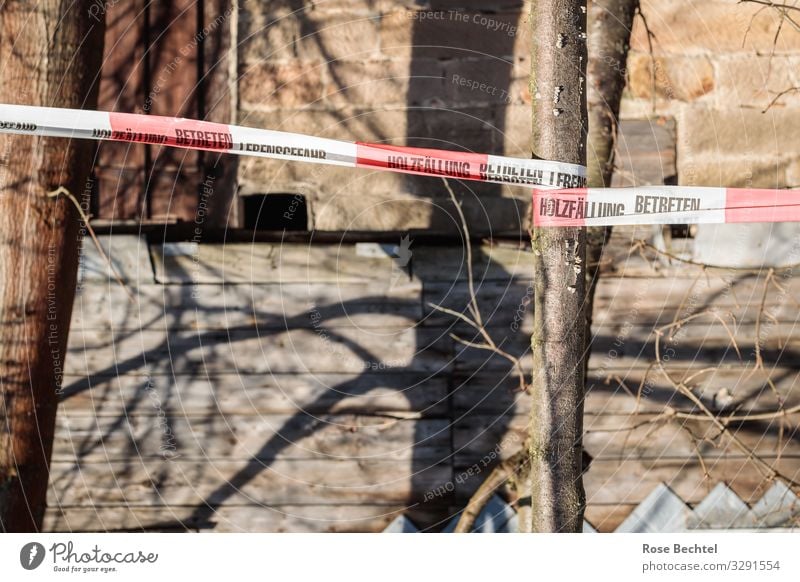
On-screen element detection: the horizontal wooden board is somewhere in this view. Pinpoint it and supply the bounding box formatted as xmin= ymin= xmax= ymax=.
xmin=309 ymin=190 xmax=531 ymax=238
xmin=455 ymin=320 xmax=800 ymax=371
xmin=456 ymin=457 xmax=800 ymax=507
xmin=65 ymin=327 xmax=453 ymax=376
xmin=453 ymin=413 xmax=800 ymax=462
xmin=52 ymin=413 xmax=451 ymax=462
xmin=584 ymin=503 xmax=638 ymax=533
xmin=145 ymin=237 xmax=765 ymax=287
xmin=152 ymin=242 xmax=417 ymax=284
xmin=78 ymin=235 xmax=153 ymax=284
xmin=413 ymin=244 xmax=534 ymax=283
xmin=48 ymin=459 xmax=452 ymax=506
xmin=43 ymin=501 xmax=632 ymax=533
xmin=453 ymin=366 xmax=800 ymax=416
xmin=72 ymin=281 xmax=423 ymax=330
xmin=596 ymin=272 xmax=800 ymax=310
xmin=60 ymin=373 xmax=450 ymax=416
xmin=425 ymin=273 xmax=800 ymax=330
xmin=43 ymin=504 xmax=428 ymax=533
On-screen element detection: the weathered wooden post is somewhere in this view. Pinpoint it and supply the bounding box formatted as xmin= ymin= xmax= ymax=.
xmin=0 ymin=1 xmax=105 ymax=531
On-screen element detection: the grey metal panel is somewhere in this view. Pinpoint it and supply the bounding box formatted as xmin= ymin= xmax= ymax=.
xmin=383 ymin=515 xmax=419 ymax=533
xmin=616 ymin=483 xmax=691 ymax=533
xmin=689 ymin=483 xmax=757 ymax=529
xmin=441 ymin=495 xmax=517 ymax=533
xmin=751 ymin=481 xmax=800 ymax=528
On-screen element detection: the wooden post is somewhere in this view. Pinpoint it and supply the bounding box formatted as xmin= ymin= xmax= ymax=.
xmin=0 ymin=1 xmax=105 ymax=532
xmin=528 ymin=0 xmax=588 ymax=533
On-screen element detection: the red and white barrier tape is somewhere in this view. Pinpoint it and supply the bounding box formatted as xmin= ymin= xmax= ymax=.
xmin=2 ymin=104 xmax=799 ymax=226
xmin=0 ymin=104 xmax=585 ymax=189
xmin=533 ymin=187 xmax=800 ymax=226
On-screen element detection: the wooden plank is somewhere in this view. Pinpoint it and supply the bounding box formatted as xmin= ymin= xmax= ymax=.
xmin=596 ymin=226 xmax=677 ymax=277
xmin=594 ymin=273 xmax=800 ymax=325
xmin=611 ymin=119 xmax=676 ymax=188
xmin=585 ymin=503 xmax=638 ymax=533
xmin=455 ymin=320 xmax=800 ymax=371
xmin=77 ymin=235 xmax=153 ymax=284
xmin=150 ymin=238 xmax=769 ymax=286
xmin=413 ymin=244 xmax=534 ymax=283
xmin=423 ymin=280 xmax=533 ymax=329
xmin=586 ymin=366 xmax=800 ymax=414
xmin=453 ymin=366 xmax=800 ymax=415
xmin=47 ymin=459 xmax=452 ymax=506
xmin=152 ymin=242 xmax=417 ymax=284
xmin=426 ymin=271 xmax=800 ymax=331
xmin=65 ymin=328 xmax=451 ymax=375
xmin=71 ymin=281 xmax=422 ymax=330
xmin=452 ymin=413 xmax=800 ymax=462
xmin=584 ymin=457 xmax=800 ymax=506
xmin=456 ymin=457 xmax=800 ymax=506
xmin=52 ymin=413 xmax=451 ymax=462
xmin=43 ymin=504 xmax=428 ymax=533
xmin=60 ymin=373 xmax=449 ymax=416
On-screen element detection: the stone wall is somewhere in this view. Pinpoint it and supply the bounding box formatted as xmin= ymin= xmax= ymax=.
xmin=236 ymin=0 xmax=533 ymax=235
xmin=235 ymin=0 xmax=800 ymax=234
xmin=623 ymin=0 xmax=800 ymax=189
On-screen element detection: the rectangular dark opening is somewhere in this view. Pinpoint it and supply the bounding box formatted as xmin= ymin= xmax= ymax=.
xmin=243 ymin=193 xmax=308 ymax=231
xmin=669 ymin=224 xmax=696 ymax=239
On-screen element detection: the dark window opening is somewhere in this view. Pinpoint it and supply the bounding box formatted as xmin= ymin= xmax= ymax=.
xmin=243 ymin=193 xmax=308 ymax=231
xmin=669 ymin=224 xmax=696 ymax=239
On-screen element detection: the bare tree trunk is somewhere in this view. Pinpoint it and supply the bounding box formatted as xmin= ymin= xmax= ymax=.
xmin=528 ymin=0 xmax=588 ymax=533
xmin=584 ymin=0 xmax=639 ymax=369
xmin=0 ymin=1 xmax=104 ymax=532
xmin=455 ymin=0 xmax=639 ymax=534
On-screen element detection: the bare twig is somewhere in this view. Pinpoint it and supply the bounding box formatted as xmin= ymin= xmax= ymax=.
xmin=741 ymin=0 xmax=800 ymax=14
xmin=430 ymin=178 xmax=530 ymax=394
xmin=454 ymin=445 xmax=529 ymax=533
xmin=762 ymin=86 xmax=800 ymax=112
xmin=633 ymin=239 xmax=800 ymax=274
xmin=48 ymin=186 xmax=136 ymax=304
xmin=654 ymin=315 xmax=800 ymax=488
xmin=635 ymin=5 xmax=658 ymax=113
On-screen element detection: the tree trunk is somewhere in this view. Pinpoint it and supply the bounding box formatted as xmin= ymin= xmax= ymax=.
xmin=584 ymin=0 xmax=639 ymax=375
xmin=455 ymin=0 xmax=639 ymax=534
xmin=528 ymin=0 xmax=588 ymax=533
xmin=0 ymin=1 xmax=105 ymax=532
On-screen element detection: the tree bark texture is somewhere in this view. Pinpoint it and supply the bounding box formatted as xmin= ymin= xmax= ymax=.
xmin=0 ymin=1 xmax=105 ymax=531
xmin=529 ymin=0 xmax=589 ymax=533
xmin=584 ymin=0 xmax=639 ymax=371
